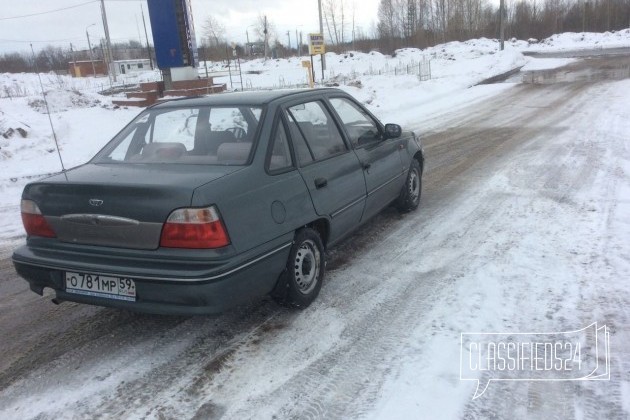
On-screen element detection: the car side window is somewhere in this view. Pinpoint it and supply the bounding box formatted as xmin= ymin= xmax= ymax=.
xmin=287 ymin=101 xmax=347 ymax=162
xmin=268 ymin=120 xmax=294 ymax=172
xmin=329 ymin=97 xmax=381 ymax=147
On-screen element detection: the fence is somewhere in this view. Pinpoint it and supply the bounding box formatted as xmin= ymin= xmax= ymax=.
xmin=232 ymin=56 xmax=433 ymax=93
xmin=327 ymin=56 xmax=432 ymax=81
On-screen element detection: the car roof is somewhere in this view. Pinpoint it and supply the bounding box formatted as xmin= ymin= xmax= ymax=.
xmin=150 ymin=88 xmax=347 ymax=109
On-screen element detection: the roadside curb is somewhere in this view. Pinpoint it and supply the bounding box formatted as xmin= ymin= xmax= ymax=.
xmin=475 ymin=66 xmax=525 ymax=85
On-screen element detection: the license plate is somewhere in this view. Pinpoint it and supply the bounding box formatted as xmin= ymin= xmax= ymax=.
xmin=65 ymin=271 xmax=136 ymax=301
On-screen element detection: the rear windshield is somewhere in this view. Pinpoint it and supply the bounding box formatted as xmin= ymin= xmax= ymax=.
xmin=93 ymin=105 xmax=263 ymax=165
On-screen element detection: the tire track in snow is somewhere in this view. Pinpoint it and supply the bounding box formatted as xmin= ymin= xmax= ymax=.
xmin=461 ymin=80 xmax=630 ymax=419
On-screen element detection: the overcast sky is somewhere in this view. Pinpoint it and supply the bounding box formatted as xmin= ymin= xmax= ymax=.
xmin=0 ymin=0 xmax=384 ymax=54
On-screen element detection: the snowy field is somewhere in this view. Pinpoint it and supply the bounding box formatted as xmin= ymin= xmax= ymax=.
xmin=0 ymin=30 xmax=629 ymax=418
xmin=1 ymin=29 xmax=629 ymax=247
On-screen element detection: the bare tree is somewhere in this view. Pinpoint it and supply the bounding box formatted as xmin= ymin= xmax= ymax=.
xmin=0 ymin=52 xmax=33 ymax=73
xmin=406 ymin=0 xmax=418 ymax=40
xmin=252 ymin=14 xmax=277 ymax=43
xmin=323 ymin=0 xmax=349 ymax=46
xmin=377 ymin=0 xmax=398 ymax=39
xmin=202 ymin=16 xmax=226 ymax=47
xmin=252 ymin=14 xmax=278 ymax=58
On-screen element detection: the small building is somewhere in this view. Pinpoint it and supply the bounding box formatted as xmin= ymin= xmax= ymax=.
xmin=68 ymin=60 xmax=108 ymax=77
xmin=113 ymin=59 xmax=152 ymax=76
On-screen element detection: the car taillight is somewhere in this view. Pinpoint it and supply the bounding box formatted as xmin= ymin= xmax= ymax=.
xmin=160 ymin=206 xmax=230 ymax=249
xmin=21 ymin=199 xmax=56 ymax=238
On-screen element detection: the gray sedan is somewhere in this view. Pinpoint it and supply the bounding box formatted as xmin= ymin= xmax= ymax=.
xmin=13 ymin=88 xmax=424 ymax=314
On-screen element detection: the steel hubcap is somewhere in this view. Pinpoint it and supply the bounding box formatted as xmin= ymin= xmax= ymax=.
xmin=409 ymin=169 xmax=420 ymax=202
xmin=294 ymin=239 xmax=320 ymax=294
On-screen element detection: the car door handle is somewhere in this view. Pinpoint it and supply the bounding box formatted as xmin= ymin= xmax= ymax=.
xmin=314 ymin=177 xmax=328 ymax=189
xmin=362 ymin=162 xmax=371 ymax=170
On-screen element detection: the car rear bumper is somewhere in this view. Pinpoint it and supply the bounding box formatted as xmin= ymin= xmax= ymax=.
xmin=12 ymin=240 xmax=292 ymax=315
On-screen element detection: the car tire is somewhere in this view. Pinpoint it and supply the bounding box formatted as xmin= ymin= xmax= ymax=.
xmin=272 ymin=228 xmax=325 ymax=309
xmin=396 ymin=159 xmax=422 ymax=212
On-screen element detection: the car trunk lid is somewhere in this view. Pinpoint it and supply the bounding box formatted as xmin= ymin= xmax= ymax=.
xmin=23 ymin=163 xmax=240 ymax=250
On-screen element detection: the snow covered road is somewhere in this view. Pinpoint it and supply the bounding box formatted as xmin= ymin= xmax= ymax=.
xmin=0 ymin=56 xmax=629 ymax=419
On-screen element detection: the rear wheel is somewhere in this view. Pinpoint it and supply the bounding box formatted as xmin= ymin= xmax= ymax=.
xmin=272 ymin=228 xmax=325 ymax=309
xmin=396 ymin=159 xmax=422 ymax=212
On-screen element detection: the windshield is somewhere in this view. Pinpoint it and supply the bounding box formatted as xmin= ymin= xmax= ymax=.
xmin=93 ymin=105 xmax=263 ymax=165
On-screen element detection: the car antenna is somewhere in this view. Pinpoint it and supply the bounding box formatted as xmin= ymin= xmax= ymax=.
xmin=30 ymin=43 xmax=68 ymax=180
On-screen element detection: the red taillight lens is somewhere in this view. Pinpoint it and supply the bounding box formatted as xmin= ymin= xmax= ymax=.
xmin=21 ymin=199 xmax=56 ymax=238
xmin=159 ymin=206 xmax=230 ymax=249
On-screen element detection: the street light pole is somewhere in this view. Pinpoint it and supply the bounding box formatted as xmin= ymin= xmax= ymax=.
xmin=86 ymin=24 xmax=97 ymax=77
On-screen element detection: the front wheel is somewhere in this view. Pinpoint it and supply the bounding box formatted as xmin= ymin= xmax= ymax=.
xmin=272 ymin=228 xmax=325 ymax=309
xmin=396 ymin=159 xmax=422 ymax=212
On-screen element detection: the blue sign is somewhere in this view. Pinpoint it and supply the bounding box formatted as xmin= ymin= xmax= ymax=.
xmin=147 ymin=0 xmax=198 ymax=69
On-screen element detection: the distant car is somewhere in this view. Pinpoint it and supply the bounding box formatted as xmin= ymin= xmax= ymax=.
xmin=13 ymin=88 xmax=424 ymax=315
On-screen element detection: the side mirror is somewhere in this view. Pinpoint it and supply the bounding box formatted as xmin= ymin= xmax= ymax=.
xmin=384 ymin=123 xmax=402 ymax=139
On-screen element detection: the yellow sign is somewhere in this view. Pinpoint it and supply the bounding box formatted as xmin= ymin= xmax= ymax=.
xmin=302 ymin=60 xmax=311 ymax=68
xmin=308 ymin=33 xmax=325 ymax=55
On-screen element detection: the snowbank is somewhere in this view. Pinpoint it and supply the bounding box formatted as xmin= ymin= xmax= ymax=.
xmin=529 ymin=28 xmax=630 ymax=51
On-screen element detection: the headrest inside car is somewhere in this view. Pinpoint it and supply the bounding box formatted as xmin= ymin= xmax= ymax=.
xmin=217 ymin=142 xmax=251 ymax=164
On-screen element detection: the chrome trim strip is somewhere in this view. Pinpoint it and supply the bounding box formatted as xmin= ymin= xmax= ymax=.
xmin=367 ymin=173 xmax=404 ymax=197
xmin=13 ymin=242 xmax=293 ymax=283
xmin=60 ymin=214 xmax=140 ymax=226
xmin=331 ymin=196 xmax=365 ymax=219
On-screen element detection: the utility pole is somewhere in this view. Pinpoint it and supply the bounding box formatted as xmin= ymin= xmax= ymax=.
xmin=86 ymin=24 xmax=97 ymax=76
xmin=287 ymin=31 xmax=291 ymax=52
xmin=499 ymin=0 xmax=505 ymax=51
xmin=141 ymin=4 xmax=153 ymax=69
xmin=582 ymin=1 xmax=587 ymax=32
xmin=70 ymin=43 xmax=76 ymax=76
xmin=264 ymin=15 xmax=269 ymax=60
xmin=100 ymin=0 xmax=116 ymax=82
xmin=318 ymin=0 xmax=326 ymax=71
xmin=100 ymin=39 xmax=111 ymax=88
xmin=296 ymin=29 xmax=300 ymax=56
xmin=352 ymin=4 xmax=356 ymax=52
